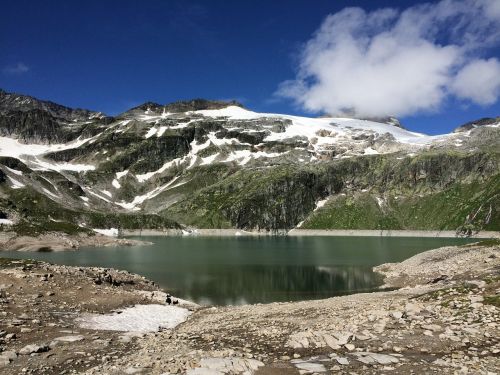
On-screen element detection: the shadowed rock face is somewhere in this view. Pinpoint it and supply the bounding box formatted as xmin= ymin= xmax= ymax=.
xmin=454 ymin=117 xmax=500 ymax=133
xmin=0 ymin=88 xmax=498 ymax=234
xmin=0 ymin=90 xmax=106 ymax=144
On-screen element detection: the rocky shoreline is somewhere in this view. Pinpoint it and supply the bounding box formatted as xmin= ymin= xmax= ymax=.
xmin=123 ymin=228 xmax=500 ymax=238
xmin=0 ymin=241 xmax=499 ymax=374
xmin=0 ymin=232 xmax=152 ymax=252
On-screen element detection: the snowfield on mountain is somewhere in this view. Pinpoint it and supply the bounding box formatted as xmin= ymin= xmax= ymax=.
xmin=0 ymin=89 xmax=498 ymax=242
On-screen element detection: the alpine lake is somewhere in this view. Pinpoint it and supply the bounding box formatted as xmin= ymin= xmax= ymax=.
xmin=2 ymin=235 xmax=475 ymax=306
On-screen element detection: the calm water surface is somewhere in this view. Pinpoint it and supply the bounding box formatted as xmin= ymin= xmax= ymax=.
xmin=2 ymin=236 xmax=474 ymax=305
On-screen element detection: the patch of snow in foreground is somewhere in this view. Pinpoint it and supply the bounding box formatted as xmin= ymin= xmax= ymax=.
xmin=77 ymin=304 xmax=191 ymax=332
xmin=0 ymin=219 xmax=13 ymax=225
xmin=92 ymin=228 xmax=119 ymax=237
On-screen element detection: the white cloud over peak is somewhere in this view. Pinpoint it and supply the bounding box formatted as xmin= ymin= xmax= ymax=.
xmin=277 ymin=0 xmax=500 ymax=117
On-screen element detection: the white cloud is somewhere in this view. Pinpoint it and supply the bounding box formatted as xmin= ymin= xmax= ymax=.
xmin=3 ymin=62 xmax=30 ymax=75
xmin=278 ymin=0 xmax=500 ymax=117
xmin=451 ymin=58 xmax=500 ymax=105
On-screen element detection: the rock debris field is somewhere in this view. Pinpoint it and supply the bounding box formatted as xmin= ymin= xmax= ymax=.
xmin=0 ymin=241 xmax=499 ymax=374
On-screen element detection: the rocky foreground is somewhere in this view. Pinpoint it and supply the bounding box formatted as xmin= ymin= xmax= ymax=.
xmin=0 ymin=241 xmax=499 ymax=374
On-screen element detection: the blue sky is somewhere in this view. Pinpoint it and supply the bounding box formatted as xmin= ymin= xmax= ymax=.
xmin=1 ymin=0 xmax=499 ymax=134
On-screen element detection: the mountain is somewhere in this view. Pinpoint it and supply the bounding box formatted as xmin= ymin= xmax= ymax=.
xmin=0 ymin=89 xmax=498 ymax=237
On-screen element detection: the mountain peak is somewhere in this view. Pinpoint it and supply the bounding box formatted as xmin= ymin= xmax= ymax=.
xmin=163 ymin=98 xmax=244 ymax=113
xmin=454 ymin=117 xmax=500 ymax=133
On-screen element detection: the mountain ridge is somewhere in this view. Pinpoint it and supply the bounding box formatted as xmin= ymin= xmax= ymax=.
xmin=0 ymin=89 xmax=498 ymax=241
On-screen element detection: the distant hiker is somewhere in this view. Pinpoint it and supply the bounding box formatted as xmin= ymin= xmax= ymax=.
xmin=166 ymin=294 xmax=172 ymax=305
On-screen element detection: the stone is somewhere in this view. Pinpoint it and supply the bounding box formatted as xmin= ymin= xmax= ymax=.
xmin=353 ymin=352 xmax=400 ymax=365
xmin=390 ymin=311 xmax=403 ymax=320
xmin=336 ymin=357 xmax=349 ymax=365
xmin=293 ymin=361 xmax=327 ymax=372
xmin=19 ymin=344 xmax=49 ymax=355
xmin=422 ymin=324 xmax=442 ymax=332
xmin=345 ymin=344 xmax=356 ymax=351
xmin=0 ymin=350 xmax=17 ymax=365
xmin=49 ymin=335 xmax=85 ymax=348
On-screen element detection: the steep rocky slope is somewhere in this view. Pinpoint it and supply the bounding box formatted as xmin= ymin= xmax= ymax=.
xmin=0 ymin=89 xmax=498 ymax=237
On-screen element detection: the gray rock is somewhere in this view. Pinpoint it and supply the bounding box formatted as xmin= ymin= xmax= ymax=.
xmin=19 ymin=344 xmax=49 ymax=355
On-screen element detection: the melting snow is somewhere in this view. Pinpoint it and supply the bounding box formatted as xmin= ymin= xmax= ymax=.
xmin=314 ymin=199 xmax=328 ymax=211
xmin=5 ymin=166 xmax=23 ymax=175
xmin=376 ymin=197 xmax=385 ymax=207
xmin=136 ymin=158 xmax=183 ymax=182
xmin=364 ymin=147 xmax=379 ymax=155
xmin=0 ymin=136 xmax=94 ymax=158
xmin=93 ymin=228 xmax=119 ymax=237
xmin=77 ymin=304 xmax=191 ymax=332
xmin=42 ymin=188 xmax=59 ymax=199
xmin=116 ymin=176 xmax=181 ymax=210
xmin=112 ymin=179 xmax=121 ymax=189
xmin=156 ymin=126 xmax=168 ymax=137
xmin=101 ymin=190 xmax=112 ymax=198
xmin=145 ymin=126 xmax=157 ymax=139
xmin=0 ymin=219 xmax=13 ymax=225
xmin=7 ymin=176 xmax=25 ymax=189
xmin=30 ymin=157 xmax=95 ymax=172
xmin=116 ymin=170 xmax=129 ymax=179
xmin=80 ymin=196 xmax=89 ymax=202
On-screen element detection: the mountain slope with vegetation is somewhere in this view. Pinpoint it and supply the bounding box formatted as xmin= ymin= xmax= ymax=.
xmin=0 ymin=89 xmax=498 ymax=237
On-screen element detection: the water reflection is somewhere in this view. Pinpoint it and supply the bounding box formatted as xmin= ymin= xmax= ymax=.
xmin=1 ymin=236 xmax=473 ymax=306
xmin=175 ymin=265 xmax=381 ymax=305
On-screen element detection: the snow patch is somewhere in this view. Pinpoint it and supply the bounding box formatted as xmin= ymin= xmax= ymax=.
xmin=116 ymin=170 xmax=129 ymax=179
xmin=30 ymin=157 xmax=95 ymax=172
xmin=136 ymin=158 xmax=183 ymax=182
xmin=7 ymin=176 xmax=25 ymax=189
xmin=314 ymin=198 xmax=328 ymax=211
xmin=364 ymin=147 xmax=379 ymax=155
xmin=93 ymin=228 xmax=119 ymax=237
xmin=5 ymin=166 xmax=23 ymax=175
xmin=145 ymin=126 xmax=157 ymax=138
xmin=42 ymin=188 xmax=59 ymax=199
xmin=101 ymin=190 xmax=112 ymax=198
xmin=375 ymin=197 xmax=385 ymax=207
xmin=112 ymin=179 xmax=121 ymax=189
xmin=0 ymin=219 xmax=13 ymax=225
xmin=116 ymin=176 xmax=181 ymax=210
xmin=192 ymin=106 xmax=261 ymax=120
xmin=77 ymin=304 xmax=191 ymax=332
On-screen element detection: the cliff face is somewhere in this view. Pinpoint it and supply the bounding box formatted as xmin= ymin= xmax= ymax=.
xmin=0 ymin=89 xmax=498 ymax=235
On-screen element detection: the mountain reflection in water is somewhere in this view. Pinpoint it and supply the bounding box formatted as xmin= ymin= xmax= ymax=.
xmin=1 ymin=236 xmax=473 ymax=306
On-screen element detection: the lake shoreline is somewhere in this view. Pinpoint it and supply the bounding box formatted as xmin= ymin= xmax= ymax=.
xmin=1 ymin=228 xmax=496 ymax=252
xmin=1 ymin=241 xmax=498 ymax=374
xmin=122 ymin=228 xmax=500 ymax=238
xmin=0 ymin=231 xmax=152 ymax=252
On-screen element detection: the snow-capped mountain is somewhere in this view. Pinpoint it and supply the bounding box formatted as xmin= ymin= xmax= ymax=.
xmin=0 ymin=89 xmax=498 ymax=235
